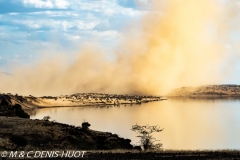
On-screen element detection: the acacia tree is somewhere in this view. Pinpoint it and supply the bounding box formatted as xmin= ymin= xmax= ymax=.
xmin=131 ymin=124 xmax=164 ymax=151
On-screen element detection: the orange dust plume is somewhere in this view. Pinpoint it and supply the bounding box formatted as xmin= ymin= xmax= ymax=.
xmin=126 ymin=0 xmax=240 ymax=95
xmin=0 ymin=0 xmax=239 ymax=96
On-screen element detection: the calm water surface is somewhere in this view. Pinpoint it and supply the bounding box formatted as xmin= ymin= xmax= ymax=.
xmin=29 ymin=99 xmax=240 ymax=150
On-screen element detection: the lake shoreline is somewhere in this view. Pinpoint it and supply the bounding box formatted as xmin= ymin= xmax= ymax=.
xmin=0 ymin=91 xmax=239 ymax=156
xmin=25 ymin=99 xmax=167 ymax=110
xmin=0 ymin=93 xmax=164 ymax=110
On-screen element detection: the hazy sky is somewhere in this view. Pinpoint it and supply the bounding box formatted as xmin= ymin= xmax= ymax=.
xmin=0 ymin=0 xmax=150 ymax=69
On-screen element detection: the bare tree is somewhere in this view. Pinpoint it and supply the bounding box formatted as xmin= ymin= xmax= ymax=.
xmin=131 ymin=124 xmax=164 ymax=151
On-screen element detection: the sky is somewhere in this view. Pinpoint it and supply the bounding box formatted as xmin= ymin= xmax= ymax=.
xmin=1 ymin=0 xmax=240 ymax=96
xmin=0 ymin=0 xmax=150 ymax=70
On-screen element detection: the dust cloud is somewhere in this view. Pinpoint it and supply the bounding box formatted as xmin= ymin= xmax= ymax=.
xmin=1 ymin=0 xmax=240 ymax=96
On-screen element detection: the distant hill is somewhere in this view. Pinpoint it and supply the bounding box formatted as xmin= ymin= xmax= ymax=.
xmin=167 ymin=84 xmax=240 ymax=97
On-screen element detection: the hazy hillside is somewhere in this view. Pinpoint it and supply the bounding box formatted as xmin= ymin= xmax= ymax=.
xmin=168 ymin=84 xmax=240 ymax=97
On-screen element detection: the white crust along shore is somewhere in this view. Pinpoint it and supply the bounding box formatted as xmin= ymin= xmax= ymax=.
xmin=0 ymin=93 xmax=163 ymax=110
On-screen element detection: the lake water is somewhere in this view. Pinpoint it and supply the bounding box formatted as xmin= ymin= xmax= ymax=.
xmin=29 ymin=98 xmax=240 ymax=150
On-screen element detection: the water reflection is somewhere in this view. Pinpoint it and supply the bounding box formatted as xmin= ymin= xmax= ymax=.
xmin=29 ymin=99 xmax=240 ymax=150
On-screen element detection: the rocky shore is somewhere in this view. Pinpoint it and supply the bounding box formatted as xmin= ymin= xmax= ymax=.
xmin=0 ymin=94 xmax=135 ymax=151
xmin=0 ymin=92 xmax=164 ymax=152
xmin=0 ymin=116 xmax=133 ymax=151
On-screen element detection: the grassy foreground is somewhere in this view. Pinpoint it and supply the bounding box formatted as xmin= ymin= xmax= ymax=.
xmin=85 ymin=150 xmax=240 ymax=159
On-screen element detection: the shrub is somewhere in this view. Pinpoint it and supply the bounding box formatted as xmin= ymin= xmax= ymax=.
xmin=42 ymin=116 xmax=51 ymax=121
xmin=82 ymin=122 xmax=90 ymax=130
